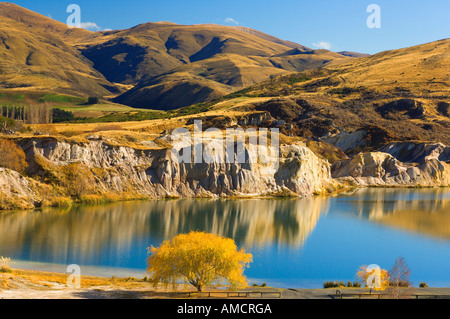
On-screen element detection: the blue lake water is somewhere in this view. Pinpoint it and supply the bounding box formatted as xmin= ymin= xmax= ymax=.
xmin=0 ymin=188 xmax=449 ymax=288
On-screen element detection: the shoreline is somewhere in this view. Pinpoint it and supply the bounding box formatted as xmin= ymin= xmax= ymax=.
xmin=1 ymin=268 xmax=449 ymax=299
xmin=1 ymin=185 xmax=450 ymax=213
xmin=2 ymin=136 xmax=450 ymax=212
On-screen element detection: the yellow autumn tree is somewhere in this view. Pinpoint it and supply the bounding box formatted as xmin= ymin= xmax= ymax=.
xmin=0 ymin=139 xmax=27 ymax=173
xmin=357 ymin=265 xmax=390 ymax=292
xmin=147 ymin=231 xmax=253 ymax=292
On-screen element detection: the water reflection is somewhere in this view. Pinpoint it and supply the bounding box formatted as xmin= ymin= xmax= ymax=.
xmin=0 ymin=188 xmax=448 ymax=272
xmin=0 ymin=198 xmax=330 ymax=265
xmin=336 ymin=188 xmax=450 ymax=239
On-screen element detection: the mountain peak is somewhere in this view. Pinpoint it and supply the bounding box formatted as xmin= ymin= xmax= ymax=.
xmin=153 ymin=21 xmax=179 ymax=25
xmin=0 ymin=2 xmax=93 ymax=39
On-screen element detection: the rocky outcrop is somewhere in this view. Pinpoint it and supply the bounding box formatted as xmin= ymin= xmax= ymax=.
xmin=12 ymin=136 xmax=335 ymax=202
xmin=187 ymin=112 xmax=275 ymax=129
xmin=0 ymin=168 xmax=49 ymax=209
xmin=323 ymin=125 xmax=397 ymax=154
xmin=3 ymin=136 xmax=449 ymax=210
xmin=332 ymin=152 xmax=450 ymax=187
xmin=323 ymin=130 xmax=367 ymax=153
xmin=379 ymin=142 xmax=450 ymax=163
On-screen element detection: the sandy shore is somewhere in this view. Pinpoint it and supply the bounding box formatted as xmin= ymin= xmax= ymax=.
xmin=1 ymin=269 xmax=449 ymax=299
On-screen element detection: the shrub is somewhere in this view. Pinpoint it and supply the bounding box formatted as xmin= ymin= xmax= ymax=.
xmin=0 ymin=139 xmax=28 ymax=173
xmin=61 ymin=164 xmax=95 ymax=197
xmin=388 ymin=257 xmax=411 ymax=288
xmin=389 ymin=280 xmax=410 ymax=288
xmin=323 ymin=281 xmax=339 ymax=288
xmin=46 ymin=196 xmax=73 ymax=208
xmin=0 ymin=115 xmax=18 ymax=133
xmin=419 ymin=282 xmax=428 ymax=288
xmin=0 ymin=256 xmax=12 ymax=273
xmin=87 ymin=97 xmax=99 ymax=105
xmin=356 ymin=265 xmax=390 ymax=291
xmin=288 ymin=76 xmax=310 ymax=85
xmin=328 ymin=87 xmax=363 ymax=96
xmin=79 ymin=194 xmax=110 ymax=205
xmin=52 ymin=108 xmax=75 ymax=123
xmin=437 ymin=102 xmax=449 ymax=117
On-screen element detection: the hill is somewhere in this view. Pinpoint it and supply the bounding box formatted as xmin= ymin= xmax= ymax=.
xmin=337 ymin=51 xmax=371 ymax=58
xmin=77 ymin=22 xmax=354 ymax=109
xmin=196 ymin=38 xmax=450 ymax=155
xmin=0 ymin=3 xmax=361 ymax=110
xmin=0 ymin=2 xmax=119 ymax=98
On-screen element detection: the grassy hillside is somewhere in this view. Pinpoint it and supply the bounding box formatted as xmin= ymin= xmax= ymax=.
xmin=0 ymin=3 xmax=365 ymax=112
xmin=76 ymin=22 xmax=354 ymax=109
xmin=0 ymin=3 xmax=358 ymax=111
xmin=182 ymin=39 xmax=450 ymax=153
xmin=0 ymin=90 xmax=153 ymax=120
xmin=0 ymin=3 xmax=120 ymax=98
xmin=331 ymin=39 xmax=450 ymax=97
xmin=0 ymin=2 xmax=95 ymax=42
xmin=1 ymin=2 xmax=447 ymax=155
xmin=50 ymin=37 xmax=448 ymax=152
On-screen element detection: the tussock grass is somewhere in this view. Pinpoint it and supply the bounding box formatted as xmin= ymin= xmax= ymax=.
xmin=9 ymin=269 xmax=147 ymax=290
xmin=0 ymin=256 xmax=12 ymax=273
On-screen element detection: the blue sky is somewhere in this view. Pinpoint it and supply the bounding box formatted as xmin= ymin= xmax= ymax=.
xmin=11 ymin=0 xmax=450 ymax=54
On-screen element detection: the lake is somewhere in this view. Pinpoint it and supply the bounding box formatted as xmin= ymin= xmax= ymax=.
xmin=0 ymin=188 xmax=449 ymax=288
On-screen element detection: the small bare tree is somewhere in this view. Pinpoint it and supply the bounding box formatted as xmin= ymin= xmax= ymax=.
xmin=387 ymin=257 xmax=413 ymax=299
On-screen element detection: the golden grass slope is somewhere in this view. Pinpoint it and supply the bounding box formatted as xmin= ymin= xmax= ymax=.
xmin=222 ymin=38 xmax=450 ymax=100
xmin=0 ymin=2 xmax=95 ymax=42
xmin=0 ymin=3 xmax=118 ymax=97
xmin=77 ymin=21 xmax=355 ymax=109
xmin=190 ymin=38 xmax=450 ymax=150
xmin=79 ymin=21 xmax=332 ymax=85
xmin=0 ymin=3 xmax=358 ymax=110
xmin=331 ymin=38 xmax=450 ymax=96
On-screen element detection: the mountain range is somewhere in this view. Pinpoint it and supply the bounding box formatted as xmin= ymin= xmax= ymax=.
xmin=0 ymin=1 xmax=449 ymax=151
xmin=0 ymin=2 xmax=358 ymax=109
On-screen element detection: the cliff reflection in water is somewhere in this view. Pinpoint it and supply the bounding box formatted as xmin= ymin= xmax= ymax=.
xmin=337 ymin=188 xmax=450 ymax=240
xmin=0 ymin=188 xmax=448 ymax=268
xmin=0 ymin=198 xmax=330 ymax=264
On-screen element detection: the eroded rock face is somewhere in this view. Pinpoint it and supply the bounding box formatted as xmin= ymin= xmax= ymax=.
xmin=322 ymin=125 xmax=398 ymax=155
xmin=324 ymin=130 xmax=367 ymax=153
xmin=16 ymin=136 xmax=335 ymax=199
xmin=4 ymin=136 xmax=449 ymax=210
xmin=379 ymin=142 xmax=450 ymax=163
xmin=0 ymin=168 xmax=44 ymax=209
xmin=332 ymin=152 xmax=450 ymax=187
